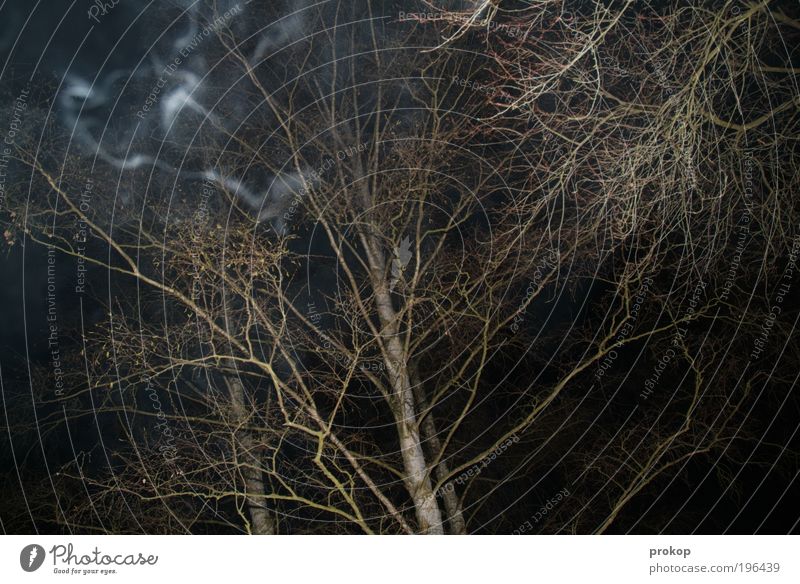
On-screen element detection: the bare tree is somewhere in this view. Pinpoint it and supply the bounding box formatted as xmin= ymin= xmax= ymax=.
xmin=2 ymin=0 xmax=798 ymax=534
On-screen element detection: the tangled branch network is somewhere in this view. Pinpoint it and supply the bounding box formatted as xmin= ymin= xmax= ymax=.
xmin=0 ymin=0 xmax=798 ymax=535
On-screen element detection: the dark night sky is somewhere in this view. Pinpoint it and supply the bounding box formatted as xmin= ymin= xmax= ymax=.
xmin=0 ymin=0 xmax=798 ymax=535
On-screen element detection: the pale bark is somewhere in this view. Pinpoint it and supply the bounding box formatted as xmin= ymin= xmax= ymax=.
xmin=222 ymin=287 xmax=275 ymax=535
xmin=225 ymin=374 xmax=277 ymax=535
xmin=366 ymin=237 xmax=444 ymax=534
xmin=410 ymin=364 xmax=467 ymax=534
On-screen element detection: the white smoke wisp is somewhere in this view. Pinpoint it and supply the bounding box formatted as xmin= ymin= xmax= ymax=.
xmin=171 ymin=0 xmax=199 ymax=52
xmin=249 ymin=1 xmax=313 ymax=65
xmin=58 ymin=73 xmax=178 ymax=181
xmin=250 ymin=16 xmax=303 ymax=64
xmin=57 ymin=66 xmax=220 ymax=178
xmin=159 ymin=71 xmax=220 ymax=132
xmin=58 ymin=72 xmax=128 ymax=131
xmin=52 ymin=1 xmax=319 ymax=215
xmin=202 ymin=169 xmax=311 ymax=233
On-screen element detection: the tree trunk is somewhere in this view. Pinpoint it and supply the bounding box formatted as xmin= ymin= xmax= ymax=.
xmin=225 ymin=374 xmax=277 ymax=535
xmin=371 ymin=270 xmax=444 ymax=534
xmin=352 ymin=156 xmax=443 ymax=533
xmin=221 ymin=287 xmax=275 ymax=534
xmin=410 ymin=364 xmax=467 ymax=534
